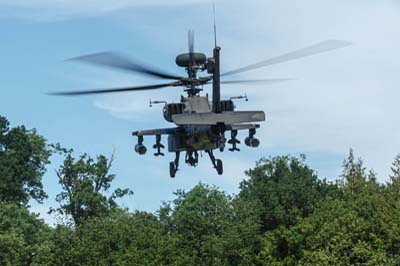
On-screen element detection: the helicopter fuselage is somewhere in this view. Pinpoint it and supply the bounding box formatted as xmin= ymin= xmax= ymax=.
xmin=139 ymin=95 xmax=262 ymax=155
xmin=167 ymin=125 xmax=216 ymax=152
xmin=162 ymin=95 xmax=234 ymax=123
xmin=160 ymin=96 xmax=226 ymax=152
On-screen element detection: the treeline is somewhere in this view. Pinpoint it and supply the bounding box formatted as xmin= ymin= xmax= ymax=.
xmin=1 ymin=115 xmax=400 ymax=265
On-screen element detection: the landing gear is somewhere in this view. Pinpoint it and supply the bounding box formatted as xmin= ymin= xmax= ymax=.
xmin=216 ymin=159 xmax=223 ymax=175
xmin=206 ymin=149 xmax=223 ymax=175
xmin=169 ymin=151 xmax=180 ymax=178
xmin=169 ymin=162 xmax=176 ymax=178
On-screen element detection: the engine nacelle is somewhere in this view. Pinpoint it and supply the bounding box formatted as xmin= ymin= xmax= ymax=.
xmin=135 ymin=144 xmax=147 ymax=155
xmin=163 ymin=103 xmax=185 ymax=122
xmin=244 ymin=137 xmax=260 ymax=148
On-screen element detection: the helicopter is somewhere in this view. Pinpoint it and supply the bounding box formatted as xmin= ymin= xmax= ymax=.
xmin=51 ymin=29 xmax=350 ymax=177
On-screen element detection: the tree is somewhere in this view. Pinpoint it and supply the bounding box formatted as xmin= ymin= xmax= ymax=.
xmin=238 ymin=155 xmax=338 ymax=231
xmin=166 ymin=184 xmax=235 ymax=265
xmin=341 ymin=149 xmax=370 ymax=196
xmin=382 ymin=154 xmax=400 ymax=261
xmin=0 ymin=202 xmax=52 ymax=266
xmin=388 ymin=154 xmax=400 ymax=198
xmin=50 ymin=147 xmax=133 ymax=225
xmin=260 ymin=199 xmax=391 ymax=266
xmin=0 ymin=115 xmax=51 ymax=205
xmin=256 ymin=151 xmax=396 ymax=266
xmin=75 ymin=211 xmax=168 ymax=266
xmin=226 ymin=196 xmax=262 ymax=265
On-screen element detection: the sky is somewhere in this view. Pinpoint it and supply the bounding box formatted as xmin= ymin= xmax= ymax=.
xmin=1 ymin=0 xmax=400 ymax=225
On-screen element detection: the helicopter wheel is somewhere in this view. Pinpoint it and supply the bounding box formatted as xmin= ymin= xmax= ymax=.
xmin=169 ymin=162 xmax=176 ymax=178
xmin=216 ymin=159 xmax=223 ymax=175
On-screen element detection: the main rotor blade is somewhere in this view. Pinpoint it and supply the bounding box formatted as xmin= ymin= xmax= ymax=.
xmin=222 ymin=40 xmax=351 ymax=77
xmin=68 ymin=52 xmax=183 ymax=80
xmin=221 ymin=78 xmax=294 ymax=85
xmin=48 ymin=81 xmax=182 ymax=96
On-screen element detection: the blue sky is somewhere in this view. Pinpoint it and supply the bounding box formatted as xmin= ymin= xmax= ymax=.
xmin=1 ymin=0 xmax=400 ymax=225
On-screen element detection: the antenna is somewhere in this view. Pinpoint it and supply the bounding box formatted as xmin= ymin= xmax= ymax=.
xmin=212 ymin=0 xmax=217 ymax=48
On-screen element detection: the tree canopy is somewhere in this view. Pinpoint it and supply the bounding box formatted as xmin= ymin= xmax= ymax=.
xmin=50 ymin=146 xmax=133 ymax=225
xmin=1 ymin=115 xmax=400 ymax=265
xmin=0 ymin=116 xmax=51 ymax=205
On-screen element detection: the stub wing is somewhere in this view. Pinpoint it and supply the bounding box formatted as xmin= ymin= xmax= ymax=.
xmin=227 ymin=124 xmax=261 ymax=131
xmin=132 ymin=127 xmax=179 ymax=137
xmin=171 ymin=111 xmax=265 ymax=125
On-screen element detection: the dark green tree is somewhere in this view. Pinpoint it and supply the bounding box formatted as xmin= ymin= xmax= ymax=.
xmin=262 ymin=199 xmax=391 ymax=266
xmin=50 ymin=147 xmax=133 ymax=225
xmin=0 ymin=115 xmax=51 ymax=205
xmin=34 ymin=210 xmax=170 ymax=266
xmin=238 ymin=155 xmax=338 ymax=231
xmin=388 ymin=154 xmax=400 ymax=198
xmin=0 ymin=202 xmax=52 ymax=266
xmin=75 ymin=211 xmax=168 ymax=266
xmin=257 ymin=151 xmax=394 ymax=265
xmin=340 ymin=149 xmax=379 ymax=196
xmin=382 ymin=154 xmax=400 ymax=262
xmin=169 ymin=184 xmax=233 ymax=265
xmin=226 ymin=196 xmax=262 ymax=265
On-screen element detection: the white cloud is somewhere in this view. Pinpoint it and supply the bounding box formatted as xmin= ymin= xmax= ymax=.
xmin=0 ymin=0 xmax=203 ymax=21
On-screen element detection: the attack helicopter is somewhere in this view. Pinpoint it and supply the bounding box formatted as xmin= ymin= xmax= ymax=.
xmin=51 ymin=29 xmax=350 ymax=177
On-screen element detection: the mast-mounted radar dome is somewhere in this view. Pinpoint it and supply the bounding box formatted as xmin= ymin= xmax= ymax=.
xmin=176 ymin=53 xmax=207 ymax=67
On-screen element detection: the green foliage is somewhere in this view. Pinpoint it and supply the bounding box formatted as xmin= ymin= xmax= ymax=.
xmin=259 ymin=199 xmax=391 ymax=265
xmin=30 ymin=210 xmax=174 ymax=266
xmin=257 ymin=151 xmax=400 ymax=266
xmin=168 ymin=184 xmax=234 ymax=265
xmin=0 ymin=202 xmax=51 ymax=266
xmin=50 ymin=147 xmax=133 ymax=225
xmin=2 ymin=115 xmax=400 ymax=265
xmin=340 ymin=149 xmax=382 ymax=197
xmin=388 ymin=154 xmax=400 ymax=199
xmin=238 ymin=155 xmax=338 ymax=231
xmin=0 ymin=116 xmax=50 ymax=205
xmin=157 ymin=183 xmax=261 ymax=265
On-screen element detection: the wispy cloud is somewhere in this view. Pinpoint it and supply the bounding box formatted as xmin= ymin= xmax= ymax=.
xmin=0 ymin=0 xmax=203 ymax=21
